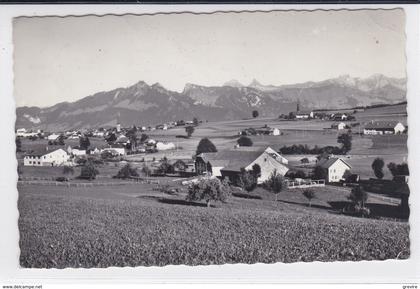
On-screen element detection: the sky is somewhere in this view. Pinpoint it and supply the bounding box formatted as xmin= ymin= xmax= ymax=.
xmin=13 ymin=9 xmax=406 ymax=107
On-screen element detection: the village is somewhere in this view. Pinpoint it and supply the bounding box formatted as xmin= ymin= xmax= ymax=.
xmin=16 ymin=101 xmax=409 ymax=220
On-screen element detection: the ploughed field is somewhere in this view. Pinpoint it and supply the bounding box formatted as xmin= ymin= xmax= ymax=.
xmin=18 ymin=183 xmax=409 ymax=268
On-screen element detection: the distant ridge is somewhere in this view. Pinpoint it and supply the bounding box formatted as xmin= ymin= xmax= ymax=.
xmin=16 ymin=74 xmax=406 ymax=131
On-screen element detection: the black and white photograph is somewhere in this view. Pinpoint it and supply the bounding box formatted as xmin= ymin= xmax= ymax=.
xmin=13 ymin=8 xmax=411 ymax=269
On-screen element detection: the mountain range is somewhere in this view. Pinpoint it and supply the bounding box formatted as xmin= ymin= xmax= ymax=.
xmin=16 ymin=74 xmax=406 ymax=131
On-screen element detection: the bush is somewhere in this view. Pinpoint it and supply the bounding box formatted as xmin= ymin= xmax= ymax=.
xmin=285 ymin=170 xmax=307 ymax=179
xmin=79 ymin=160 xmax=99 ymax=181
xmin=141 ymin=165 xmax=151 ymax=177
xmin=62 ymin=166 xmax=74 ymax=175
xmin=55 ymin=177 xmax=69 ymax=182
xmin=312 ymin=165 xmax=327 ymax=180
xmin=186 ymin=178 xmax=231 ymax=207
xmin=302 ymin=189 xmax=316 ymax=207
xmin=237 ymin=136 xmax=253 ymax=147
xmin=263 ymin=170 xmax=287 ymax=201
xmin=156 ymin=157 xmax=174 ymax=175
xmin=115 ymin=164 xmax=139 ymax=179
xmin=196 ymin=138 xmax=217 ymax=155
xmin=279 ymin=144 xmax=342 ymax=155
xmin=185 ymin=126 xmax=195 ymax=138
xmin=371 ymin=158 xmax=385 ymax=179
xmin=252 ymin=110 xmax=259 ymax=118
xmin=337 ymin=133 xmax=352 ymax=154
xmin=300 ymin=157 xmax=309 ymax=164
xmin=347 ymin=185 xmax=369 ymax=217
xmin=238 ymin=169 xmax=257 ymax=192
xmin=387 ymin=162 xmax=409 ymax=177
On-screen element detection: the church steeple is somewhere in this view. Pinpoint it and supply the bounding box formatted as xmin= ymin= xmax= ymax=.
xmin=297 ymin=99 xmax=300 ymax=112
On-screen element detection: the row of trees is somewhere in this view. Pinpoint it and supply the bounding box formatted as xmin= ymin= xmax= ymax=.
xmin=279 ymin=133 xmax=352 ymax=155
xmin=371 ymin=158 xmax=409 ymax=179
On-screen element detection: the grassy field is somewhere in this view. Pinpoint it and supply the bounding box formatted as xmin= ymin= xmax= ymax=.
xmin=18 ymin=182 xmax=409 ymax=268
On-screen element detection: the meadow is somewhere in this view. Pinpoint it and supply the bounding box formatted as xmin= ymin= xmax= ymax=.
xmin=18 ymin=183 xmax=409 ymax=268
xmin=17 ymin=103 xmax=410 ymax=267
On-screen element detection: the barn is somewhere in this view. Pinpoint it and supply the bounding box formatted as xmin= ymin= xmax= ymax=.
xmin=195 ymin=147 xmax=289 ymax=184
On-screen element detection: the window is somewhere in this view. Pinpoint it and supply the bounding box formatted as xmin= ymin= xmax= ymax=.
xmin=38 ymin=162 xmax=40 ymax=165
xmin=29 ymin=161 xmax=32 ymax=164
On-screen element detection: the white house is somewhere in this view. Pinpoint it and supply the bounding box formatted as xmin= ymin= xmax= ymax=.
xmin=16 ymin=128 xmax=27 ymax=137
xmin=47 ymin=133 xmax=60 ymax=141
xmin=156 ymin=142 xmax=176 ymax=151
xmin=101 ymin=147 xmax=126 ymax=156
xmin=72 ymin=148 xmax=86 ymax=156
xmin=295 ymin=111 xmax=313 ymax=119
xmin=272 ymin=128 xmax=281 ymax=136
xmin=363 ymin=121 xmax=406 ymax=135
xmin=16 ymin=128 xmax=39 ymax=138
xmin=317 ymin=157 xmax=351 ymax=183
xmin=24 ymin=148 xmax=70 ymax=167
xmin=332 ymin=122 xmax=347 ymax=130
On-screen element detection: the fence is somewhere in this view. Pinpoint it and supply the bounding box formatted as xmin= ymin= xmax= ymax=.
xmin=287 ymin=179 xmax=325 ymax=189
xmin=18 ymin=178 xmax=160 ymax=187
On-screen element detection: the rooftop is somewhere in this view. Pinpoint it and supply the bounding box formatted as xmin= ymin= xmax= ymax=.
xmin=364 ymin=120 xmax=404 ymax=130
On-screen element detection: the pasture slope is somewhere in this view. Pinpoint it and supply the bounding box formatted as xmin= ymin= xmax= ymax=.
xmin=18 ymin=183 xmax=409 ymax=268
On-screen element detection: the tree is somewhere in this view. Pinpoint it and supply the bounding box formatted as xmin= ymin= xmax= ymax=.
xmin=79 ymin=160 xmax=99 ymax=180
xmin=186 ymin=178 xmax=231 ymax=207
xmin=15 ymin=137 xmax=22 ymax=153
xmin=303 ymin=189 xmax=316 ymax=207
xmin=62 ymin=165 xmax=74 ymax=176
xmin=140 ymin=133 xmax=149 ymax=143
xmin=115 ymin=163 xmax=139 ymax=179
xmin=371 ymin=158 xmax=385 ymax=179
xmin=57 ymin=134 xmax=65 ymax=146
xmin=79 ymin=135 xmax=91 ymax=150
xmin=237 ymin=136 xmax=253 ymax=147
xmin=288 ymin=112 xmax=296 ymax=120
xmin=312 ymin=165 xmax=327 ymax=180
xmin=106 ymin=133 xmax=117 ymax=144
xmin=264 ymin=170 xmax=287 ymax=201
xmin=387 ymin=162 xmax=409 ymax=177
xmin=347 ymin=185 xmax=370 ymax=217
xmin=252 ymin=110 xmax=259 ymax=118
xmin=185 ymin=126 xmax=195 ymax=138
xmin=157 ymin=157 xmax=174 ymax=175
xmin=141 ymin=165 xmax=151 ymax=177
xmin=196 ymin=138 xmax=217 ymax=155
xmin=337 ymin=133 xmax=352 ymax=154
xmin=126 ymin=128 xmax=138 ymax=150
xmin=193 ymin=117 xmax=199 ymax=126
xmin=300 ymin=157 xmax=309 ymax=164
xmin=238 ymin=169 xmax=257 ymax=192
xmin=251 ymin=163 xmax=261 ymax=178
xmin=101 ymin=150 xmax=114 ymax=160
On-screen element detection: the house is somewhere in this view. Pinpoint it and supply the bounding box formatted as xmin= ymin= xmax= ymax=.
xmin=332 ymin=113 xmax=348 ymax=121
xmin=317 ymin=157 xmax=351 ymax=183
xmin=363 ymin=121 xmax=406 ymax=135
xmin=295 ymin=111 xmax=314 ymax=119
xmin=67 ymin=146 xmax=86 ymax=156
xmin=47 ymin=133 xmax=60 ymax=141
xmin=16 ymin=128 xmax=27 ymax=137
xmin=156 ymin=142 xmax=176 ymax=151
xmin=195 ymin=147 xmax=289 ymax=184
xmin=16 ymin=128 xmax=39 ymax=138
xmin=23 ymin=148 xmax=70 ymax=167
xmin=331 ymin=122 xmax=347 ymax=130
xmin=116 ymin=135 xmax=129 ymax=145
xmin=101 ymin=146 xmax=126 ymax=156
